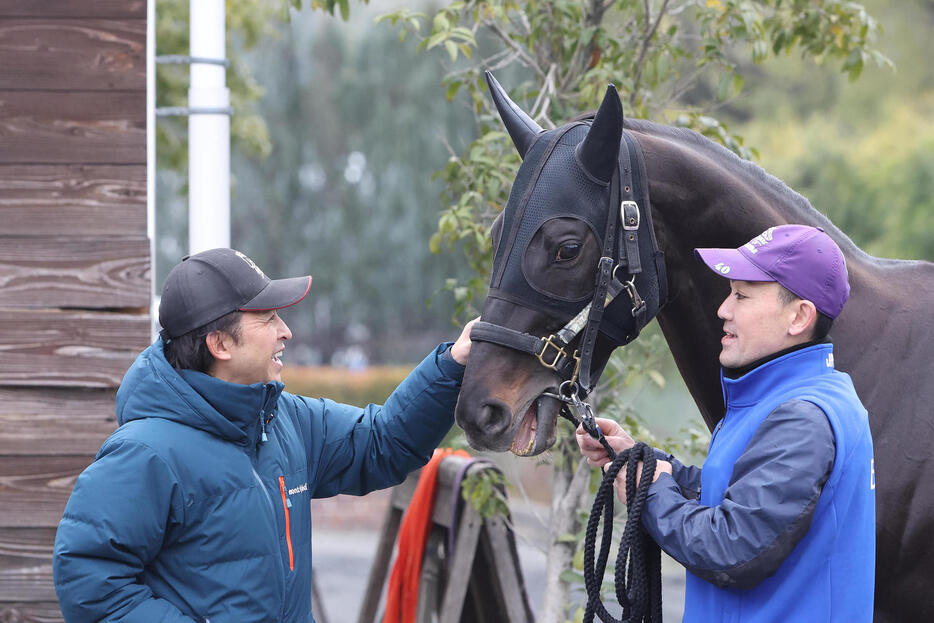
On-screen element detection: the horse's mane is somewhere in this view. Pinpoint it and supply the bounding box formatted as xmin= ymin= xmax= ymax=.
xmin=623 ymin=118 xmax=871 ymax=259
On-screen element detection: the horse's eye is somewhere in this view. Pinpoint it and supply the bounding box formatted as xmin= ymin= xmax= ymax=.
xmin=556 ymin=243 xmax=582 ymax=262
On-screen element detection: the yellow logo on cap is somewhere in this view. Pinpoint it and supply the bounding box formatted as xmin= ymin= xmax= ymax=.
xmin=234 ymin=251 xmax=266 ymax=279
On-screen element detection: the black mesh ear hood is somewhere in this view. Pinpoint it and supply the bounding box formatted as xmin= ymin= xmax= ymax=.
xmin=487 ymin=122 xmax=667 ymax=349
xmin=489 ymin=123 xmax=612 ymax=321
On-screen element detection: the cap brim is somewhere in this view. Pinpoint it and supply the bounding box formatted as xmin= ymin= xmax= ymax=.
xmin=239 ymin=275 xmax=312 ymax=311
xmin=694 ymin=248 xmax=773 ymax=281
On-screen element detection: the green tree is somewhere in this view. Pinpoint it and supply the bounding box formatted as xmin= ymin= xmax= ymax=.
xmin=229 ymin=10 xmax=477 ymax=364
xmin=379 ymin=1 xmax=890 ymax=619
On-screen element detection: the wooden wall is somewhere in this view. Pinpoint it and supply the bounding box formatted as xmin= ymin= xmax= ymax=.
xmin=0 ymin=1 xmax=149 ymax=620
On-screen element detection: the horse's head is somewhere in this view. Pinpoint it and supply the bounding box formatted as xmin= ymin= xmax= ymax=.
xmin=455 ymin=73 xmax=667 ymax=456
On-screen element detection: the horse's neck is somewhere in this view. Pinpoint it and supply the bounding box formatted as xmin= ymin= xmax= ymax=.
xmin=633 ymin=127 xmax=903 ymax=429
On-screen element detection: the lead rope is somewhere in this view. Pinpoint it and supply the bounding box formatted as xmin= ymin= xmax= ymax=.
xmin=554 ymin=386 xmax=663 ymax=623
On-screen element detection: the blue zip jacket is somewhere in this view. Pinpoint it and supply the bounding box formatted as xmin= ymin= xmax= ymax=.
xmin=53 ymin=339 xmax=463 ymax=622
xmin=643 ymin=343 xmax=875 ymax=622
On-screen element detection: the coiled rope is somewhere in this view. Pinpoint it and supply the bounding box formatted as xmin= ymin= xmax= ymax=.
xmin=557 ymin=396 xmax=663 ymax=623
xmin=582 ymin=441 xmax=663 ymax=623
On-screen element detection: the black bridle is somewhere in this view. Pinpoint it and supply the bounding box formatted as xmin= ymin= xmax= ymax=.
xmin=470 ymin=127 xmax=667 ymax=400
xmin=469 ymin=126 xmax=668 ymax=623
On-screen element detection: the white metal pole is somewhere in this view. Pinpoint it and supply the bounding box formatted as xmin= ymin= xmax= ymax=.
xmin=188 ymin=0 xmax=230 ymax=254
xmin=147 ymin=0 xmax=158 ymax=338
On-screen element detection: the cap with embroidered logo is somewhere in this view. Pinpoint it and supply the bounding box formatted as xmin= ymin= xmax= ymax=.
xmin=694 ymin=224 xmax=850 ymax=318
xmin=158 ymin=248 xmax=312 ymax=339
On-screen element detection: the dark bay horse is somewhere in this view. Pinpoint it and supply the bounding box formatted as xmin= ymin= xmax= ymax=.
xmin=454 ymin=73 xmax=934 ymax=622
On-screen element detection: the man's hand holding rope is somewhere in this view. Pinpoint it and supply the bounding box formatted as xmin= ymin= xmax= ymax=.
xmin=576 ymin=417 xmax=672 ymax=504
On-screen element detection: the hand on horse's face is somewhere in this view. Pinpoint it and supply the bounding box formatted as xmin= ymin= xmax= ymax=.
xmin=450 ymin=317 xmax=480 ymax=365
xmin=576 ymin=417 xmax=633 ymax=467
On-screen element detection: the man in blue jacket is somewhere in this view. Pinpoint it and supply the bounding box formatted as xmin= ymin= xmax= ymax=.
xmin=53 ymin=248 xmax=474 ymax=622
xmin=577 ymin=225 xmax=875 ymax=622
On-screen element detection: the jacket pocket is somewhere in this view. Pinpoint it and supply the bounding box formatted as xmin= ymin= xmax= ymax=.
xmin=278 ymin=475 xmax=295 ymax=571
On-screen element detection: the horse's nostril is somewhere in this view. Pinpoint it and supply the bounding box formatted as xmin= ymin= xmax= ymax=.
xmin=477 ymin=399 xmax=512 ymax=436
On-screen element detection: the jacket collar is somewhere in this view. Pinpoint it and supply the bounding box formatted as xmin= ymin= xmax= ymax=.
xmin=721 ymin=342 xmax=836 ymax=408
xmin=116 ymin=339 xmax=284 ymax=446
xmin=180 ymin=369 xmax=284 ymax=445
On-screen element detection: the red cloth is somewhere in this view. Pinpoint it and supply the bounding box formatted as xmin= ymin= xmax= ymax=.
xmin=382 ymin=448 xmax=469 ymax=623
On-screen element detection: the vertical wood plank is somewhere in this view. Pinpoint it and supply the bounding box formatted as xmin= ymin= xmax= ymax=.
xmin=438 ymin=502 xmax=483 ymax=623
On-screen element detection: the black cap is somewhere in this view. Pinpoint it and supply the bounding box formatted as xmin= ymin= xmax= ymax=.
xmin=158 ymin=248 xmax=312 ymax=339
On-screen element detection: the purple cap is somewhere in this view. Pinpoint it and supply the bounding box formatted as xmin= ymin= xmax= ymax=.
xmin=694 ymin=225 xmax=850 ymax=318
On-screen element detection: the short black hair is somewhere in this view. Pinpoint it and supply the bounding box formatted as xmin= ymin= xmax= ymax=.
xmin=777 ymin=285 xmax=833 ymax=341
xmin=163 ymin=310 xmax=243 ymax=373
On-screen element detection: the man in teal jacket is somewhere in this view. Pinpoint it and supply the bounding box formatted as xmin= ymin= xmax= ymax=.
xmin=578 ymin=225 xmax=875 ymax=622
xmin=53 ymin=248 xmax=474 ymax=622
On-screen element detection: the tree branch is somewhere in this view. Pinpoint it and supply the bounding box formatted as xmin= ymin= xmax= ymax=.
xmin=531 ymin=63 xmax=558 ymax=129
xmin=483 ymin=17 xmax=548 ymax=79
xmin=630 ymin=0 xmax=673 ymax=108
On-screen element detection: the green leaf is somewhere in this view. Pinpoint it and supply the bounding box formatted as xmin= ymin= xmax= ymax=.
xmin=426 ymin=31 xmax=447 ymax=49
xmin=429 ymin=232 xmax=442 ymax=254
xmin=445 ymin=40 xmax=459 ymax=62
xmin=717 ymin=73 xmax=731 ymax=101
xmin=733 ymin=72 xmax=744 ymax=96
xmin=433 ymin=12 xmax=450 ymax=32
xmin=572 ymin=547 xmax=585 ymax=570
xmin=842 ymin=47 xmax=862 ymax=71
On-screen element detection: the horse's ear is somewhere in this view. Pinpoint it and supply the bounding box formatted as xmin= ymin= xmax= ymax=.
xmin=485 ymin=71 xmax=542 ymax=159
xmin=576 ymin=85 xmax=623 ymax=184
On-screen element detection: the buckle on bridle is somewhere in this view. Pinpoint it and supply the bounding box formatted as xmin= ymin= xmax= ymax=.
xmin=537 ymin=335 xmax=569 ymax=370
xmin=535 ymin=333 xmax=580 ymax=377
xmin=621 ymin=200 xmax=640 ymax=231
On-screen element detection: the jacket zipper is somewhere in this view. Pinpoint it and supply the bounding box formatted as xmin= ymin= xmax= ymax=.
xmin=278 ymin=476 xmax=295 ymax=571
xmin=250 ymin=466 xmax=286 ymax=615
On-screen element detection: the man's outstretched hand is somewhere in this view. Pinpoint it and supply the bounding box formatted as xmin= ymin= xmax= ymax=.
xmin=450 ymin=318 xmax=479 ymax=365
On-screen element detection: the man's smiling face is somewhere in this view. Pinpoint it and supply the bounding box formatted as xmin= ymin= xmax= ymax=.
xmin=219 ymin=310 xmax=292 ymax=385
xmin=717 ymin=280 xmax=798 ymax=369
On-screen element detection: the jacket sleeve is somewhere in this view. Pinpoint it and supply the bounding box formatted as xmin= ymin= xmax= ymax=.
xmin=642 ymin=399 xmax=835 ymax=589
xmin=305 ymin=343 xmax=464 ymax=497
xmin=653 ymin=447 xmax=702 ymax=499
xmin=53 ymin=439 xmax=197 ymax=623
